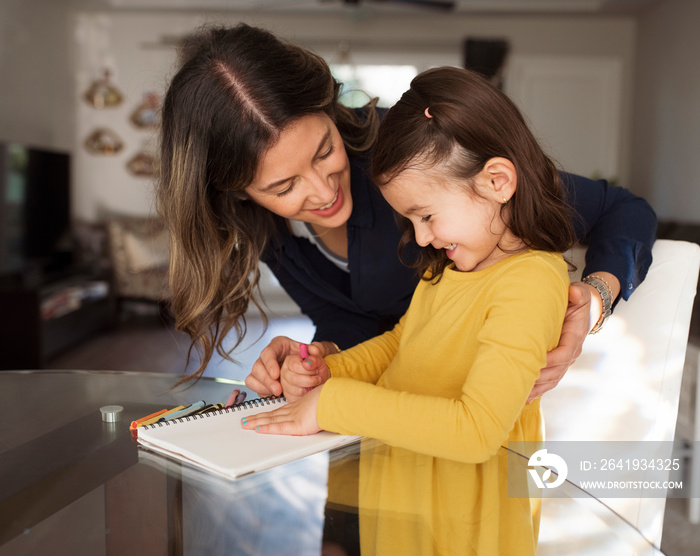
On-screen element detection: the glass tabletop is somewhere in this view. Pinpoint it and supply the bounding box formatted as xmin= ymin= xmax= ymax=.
xmin=0 ymin=370 xmax=665 ymax=555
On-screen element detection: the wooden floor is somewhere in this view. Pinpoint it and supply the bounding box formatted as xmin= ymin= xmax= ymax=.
xmin=50 ymin=312 xmax=195 ymax=375
xmin=49 ymin=309 xmax=699 ymax=556
xmin=49 ymin=307 xmax=316 ymax=381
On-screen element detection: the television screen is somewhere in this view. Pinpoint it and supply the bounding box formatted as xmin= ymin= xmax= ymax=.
xmin=0 ymin=142 xmax=72 ymax=279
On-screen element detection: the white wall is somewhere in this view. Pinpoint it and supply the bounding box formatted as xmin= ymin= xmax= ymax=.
xmin=631 ymin=0 xmax=700 ymax=222
xmin=72 ymin=12 xmax=199 ymax=220
xmin=0 ymin=0 xmax=74 ymax=151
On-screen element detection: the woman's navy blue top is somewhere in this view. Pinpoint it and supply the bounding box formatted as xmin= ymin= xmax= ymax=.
xmin=261 ymin=154 xmax=657 ymax=349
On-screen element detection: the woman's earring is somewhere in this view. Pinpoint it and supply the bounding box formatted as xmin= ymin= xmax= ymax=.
xmin=502 ymin=196 xmax=508 ymax=204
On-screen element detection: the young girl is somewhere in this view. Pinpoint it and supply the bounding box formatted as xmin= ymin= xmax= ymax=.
xmin=242 ymin=66 xmax=576 ymax=556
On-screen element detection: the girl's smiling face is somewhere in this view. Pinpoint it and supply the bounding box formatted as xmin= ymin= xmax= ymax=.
xmin=245 ymin=113 xmax=353 ymax=230
xmin=380 ymin=158 xmax=522 ymax=272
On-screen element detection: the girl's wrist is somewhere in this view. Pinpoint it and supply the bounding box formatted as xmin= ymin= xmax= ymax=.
xmin=315 ymin=341 xmax=341 ymax=357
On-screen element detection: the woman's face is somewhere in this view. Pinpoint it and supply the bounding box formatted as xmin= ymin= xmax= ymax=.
xmin=246 ymin=113 xmax=353 ymax=230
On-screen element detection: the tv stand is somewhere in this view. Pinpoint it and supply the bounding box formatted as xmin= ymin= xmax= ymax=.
xmin=0 ymin=271 xmax=114 ymax=370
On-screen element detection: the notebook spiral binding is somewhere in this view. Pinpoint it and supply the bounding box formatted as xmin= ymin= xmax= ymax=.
xmin=141 ymin=395 xmax=286 ymax=430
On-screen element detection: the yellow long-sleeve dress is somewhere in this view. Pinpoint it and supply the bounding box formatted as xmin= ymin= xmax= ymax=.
xmin=317 ymin=250 xmax=569 ymax=556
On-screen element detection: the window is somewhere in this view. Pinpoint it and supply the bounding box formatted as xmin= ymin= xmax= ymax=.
xmin=330 ymin=64 xmax=418 ymax=108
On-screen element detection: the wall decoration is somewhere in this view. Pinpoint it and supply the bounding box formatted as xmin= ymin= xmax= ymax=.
xmin=130 ymin=92 xmax=161 ymax=128
xmin=84 ymin=69 xmax=124 ymax=108
xmin=126 ymin=150 xmax=158 ymax=177
xmin=84 ymin=128 xmax=124 ymax=155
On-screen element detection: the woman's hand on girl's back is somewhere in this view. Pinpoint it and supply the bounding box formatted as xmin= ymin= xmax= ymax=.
xmin=528 ymin=282 xmax=589 ymax=403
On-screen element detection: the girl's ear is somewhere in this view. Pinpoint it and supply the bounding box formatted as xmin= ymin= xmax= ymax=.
xmin=481 ymin=157 xmax=517 ymax=203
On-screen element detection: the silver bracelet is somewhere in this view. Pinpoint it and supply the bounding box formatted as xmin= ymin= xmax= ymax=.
xmin=581 ymin=274 xmax=613 ymax=334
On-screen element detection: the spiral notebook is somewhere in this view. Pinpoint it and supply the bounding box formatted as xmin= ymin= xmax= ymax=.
xmin=136 ymin=396 xmax=360 ymax=479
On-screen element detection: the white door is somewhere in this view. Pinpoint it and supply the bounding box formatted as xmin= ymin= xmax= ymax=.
xmin=505 ymin=55 xmax=623 ymax=184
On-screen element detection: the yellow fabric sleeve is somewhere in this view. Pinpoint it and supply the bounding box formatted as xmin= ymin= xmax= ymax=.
xmin=324 ymin=316 xmax=405 ymax=383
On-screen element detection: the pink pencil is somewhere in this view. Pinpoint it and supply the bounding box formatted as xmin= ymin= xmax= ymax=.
xmin=300 ymin=343 xmax=312 ymax=392
xmin=226 ymin=388 xmax=240 ymax=407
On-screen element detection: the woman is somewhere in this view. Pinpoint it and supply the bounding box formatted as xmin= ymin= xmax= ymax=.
xmin=157 ymin=23 xmax=657 ymax=397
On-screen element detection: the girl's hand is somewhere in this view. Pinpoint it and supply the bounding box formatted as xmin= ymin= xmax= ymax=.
xmin=241 ymin=386 xmax=323 ymax=436
xmin=281 ymin=346 xmax=331 ymax=402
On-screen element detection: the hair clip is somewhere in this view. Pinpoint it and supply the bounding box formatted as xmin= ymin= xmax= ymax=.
xmin=424 ymin=107 xmax=433 ymax=119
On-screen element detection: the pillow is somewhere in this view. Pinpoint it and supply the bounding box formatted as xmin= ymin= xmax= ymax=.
xmin=122 ymin=228 xmax=169 ymax=273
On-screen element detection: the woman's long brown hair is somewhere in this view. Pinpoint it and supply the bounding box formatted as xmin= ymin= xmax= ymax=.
xmin=157 ymin=24 xmax=378 ymax=385
xmin=371 ymin=66 xmax=577 ymax=280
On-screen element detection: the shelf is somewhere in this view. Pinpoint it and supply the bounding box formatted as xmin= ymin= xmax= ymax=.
xmin=0 ymin=273 xmax=114 ymax=370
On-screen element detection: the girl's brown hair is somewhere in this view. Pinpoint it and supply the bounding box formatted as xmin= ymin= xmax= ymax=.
xmin=371 ymin=66 xmax=576 ymax=279
xmin=158 ymin=24 xmax=379 ymax=384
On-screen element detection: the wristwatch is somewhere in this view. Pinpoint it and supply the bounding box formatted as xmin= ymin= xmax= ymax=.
xmin=581 ymin=274 xmax=613 ymax=334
